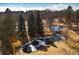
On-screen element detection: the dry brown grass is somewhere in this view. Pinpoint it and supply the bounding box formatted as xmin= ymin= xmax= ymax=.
xmin=10 ymin=36 xmax=22 ymax=54
xmin=43 ymin=27 xmax=53 ymax=36
xmin=68 ymin=30 xmax=79 ymax=42
xmin=65 ymin=30 xmax=79 ymax=54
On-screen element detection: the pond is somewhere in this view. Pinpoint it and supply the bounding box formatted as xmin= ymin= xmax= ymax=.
xmin=49 ymin=25 xmax=64 ymax=32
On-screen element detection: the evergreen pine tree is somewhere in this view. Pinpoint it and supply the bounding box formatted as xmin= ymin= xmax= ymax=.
xmin=35 ymin=11 xmax=44 ymax=37
xmin=28 ymin=12 xmax=36 ymax=38
xmin=0 ymin=8 xmax=16 ymax=55
xmin=18 ymin=12 xmax=27 ymax=44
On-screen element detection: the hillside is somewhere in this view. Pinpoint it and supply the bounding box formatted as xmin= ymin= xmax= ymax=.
xmin=16 ymin=30 xmax=79 ymax=55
